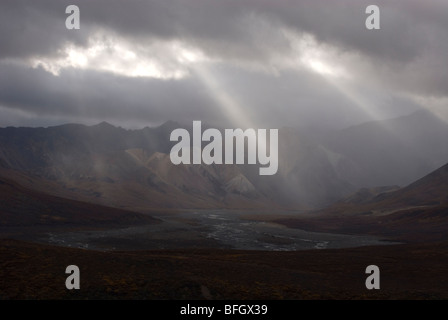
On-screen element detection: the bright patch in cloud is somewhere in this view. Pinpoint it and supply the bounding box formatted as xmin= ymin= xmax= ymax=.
xmin=281 ymin=30 xmax=349 ymax=79
xmin=29 ymin=33 xmax=207 ymax=79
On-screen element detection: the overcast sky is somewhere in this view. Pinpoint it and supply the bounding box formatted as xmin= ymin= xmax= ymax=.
xmin=1 ymin=0 xmax=447 ymax=130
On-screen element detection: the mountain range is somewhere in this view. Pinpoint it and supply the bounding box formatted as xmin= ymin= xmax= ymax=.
xmin=0 ymin=109 xmax=447 ymax=212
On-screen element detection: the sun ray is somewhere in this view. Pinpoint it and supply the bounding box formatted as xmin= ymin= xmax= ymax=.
xmin=192 ymin=64 xmax=253 ymax=129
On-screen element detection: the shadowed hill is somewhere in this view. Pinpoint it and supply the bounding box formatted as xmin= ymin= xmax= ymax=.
xmin=0 ymin=176 xmax=159 ymax=227
xmin=371 ymin=162 xmax=448 ymax=207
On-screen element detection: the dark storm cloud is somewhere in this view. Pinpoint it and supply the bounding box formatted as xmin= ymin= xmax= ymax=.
xmin=0 ymin=0 xmax=89 ymax=60
xmin=0 ymin=0 xmax=447 ymax=128
xmin=3 ymin=0 xmax=446 ymax=64
xmin=0 ymin=61 xmax=219 ymax=124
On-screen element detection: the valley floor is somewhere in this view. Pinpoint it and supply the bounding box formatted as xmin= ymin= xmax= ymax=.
xmin=7 ymin=210 xmax=393 ymax=252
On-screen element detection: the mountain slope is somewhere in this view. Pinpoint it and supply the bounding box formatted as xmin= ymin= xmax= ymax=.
xmin=370 ymin=162 xmax=448 ymax=208
xmin=276 ymin=161 xmax=448 ymax=242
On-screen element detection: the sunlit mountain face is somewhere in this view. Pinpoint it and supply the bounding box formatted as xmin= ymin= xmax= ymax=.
xmin=1 ymin=1 xmax=448 ymax=301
